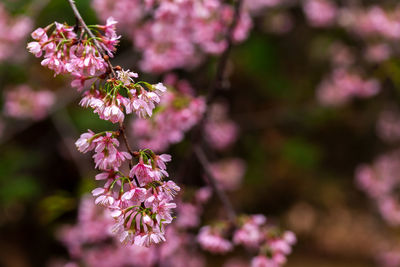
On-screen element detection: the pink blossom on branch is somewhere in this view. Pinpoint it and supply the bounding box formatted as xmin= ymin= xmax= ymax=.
xmin=28 ymin=14 xmax=178 ymax=248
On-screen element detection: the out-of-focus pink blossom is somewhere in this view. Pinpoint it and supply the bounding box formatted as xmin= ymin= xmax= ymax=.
xmin=196 ymin=186 xmax=213 ymax=204
xmin=0 ymin=3 xmax=32 ymax=62
xmin=251 ymin=255 xmax=277 ymax=267
xmin=316 ymin=68 xmax=380 ymax=106
xmin=339 ymin=6 xmax=400 ymax=41
xmin=377 ymin=110 xmax=400 ymax=143
xmin=377 ymin=246 xmax=400 ymax=267
xmin=197 ymin=225 xmax=233 ymax=254
xmin=3 ymin=85 xmax=55 ymax=120
xmin=303 ymin=0 xmax=337 ymax=27
xmin=234 ymin=214 xmax=266 ymax=248
xmin=365 ymin=43 xmax=391 ymax=63
xmin=210 ymin=158 xmax=246 ymax=191
xmin=205 ymin=102 xmax=239 ymax=150
xmin=356 ymin=149 xmax=400 ymax=225
xmin=176 ymin=202 xmax=201 ymax=228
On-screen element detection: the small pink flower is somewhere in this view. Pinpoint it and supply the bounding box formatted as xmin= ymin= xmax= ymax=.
xmin=116 ymin=69 xmax=138 ymax=85
xmin=129 ymin=159 xmax=153 ymax=185
xmin=121 ymin=187 xmax=147 ymax=202
xmin=75 ymin=130 xmax=96 ymax=153
xmin=31 ymin=27 xmax=47 ymax=41
xmin=27 ymin=42 xmax=42 ymax=57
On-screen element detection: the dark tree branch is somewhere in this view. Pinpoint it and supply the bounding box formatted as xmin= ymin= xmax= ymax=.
xmin=118 ymin=121 xmax=135 ymax=156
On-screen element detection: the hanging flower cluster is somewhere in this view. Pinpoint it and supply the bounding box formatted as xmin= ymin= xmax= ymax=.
xmin=28 ymin=17 xmax=180 ymax=247
xmin=27 ymin=17 xmax=118 ymax=78
xmin=86 ymin=146 xmax=180 ymax=246
xmin=58 ymin=188 xmax=210 ymax=266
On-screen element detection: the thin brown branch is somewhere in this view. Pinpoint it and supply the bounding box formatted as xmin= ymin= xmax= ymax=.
xmin=118 ymin=121 xmax=134 ymax=156
xmin=194 ymin=145 xmax=237 ymax=223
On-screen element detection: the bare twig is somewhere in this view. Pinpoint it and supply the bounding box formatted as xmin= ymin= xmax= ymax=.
xmin=118 ymin=121 xmax=134 ymax=156
xmin=194 ymin=145 xmax=237 ymax=223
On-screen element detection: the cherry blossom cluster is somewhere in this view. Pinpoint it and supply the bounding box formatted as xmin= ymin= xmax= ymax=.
xmin=28 ymin=16 xmax=180 ymax=247
xmin=0 ymin=3 xmax=32 ymax=62
xmin=56 ymin=188 xmax=212 ymax=267
xmin=92 ymin=0 xmax=284 ymax=72
xmin=27 ymin=18 xmax=169 ymax=124
xmin=76 ymin=131 xmax=180 ymax=246
xmin=27 ymin=17 xmax=119 ymax=79
xmin=197 ymin=214 xmax=296 ymax=266
xmin=57 ymin=195 xmax=205 ymax=267
xmin=57 ymin=186 xmax=295 ymax=266
xmin=132 ymin=75 xmax=206 ymax=152
xmin=3 ymin=85 xmax=55 ymax=120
